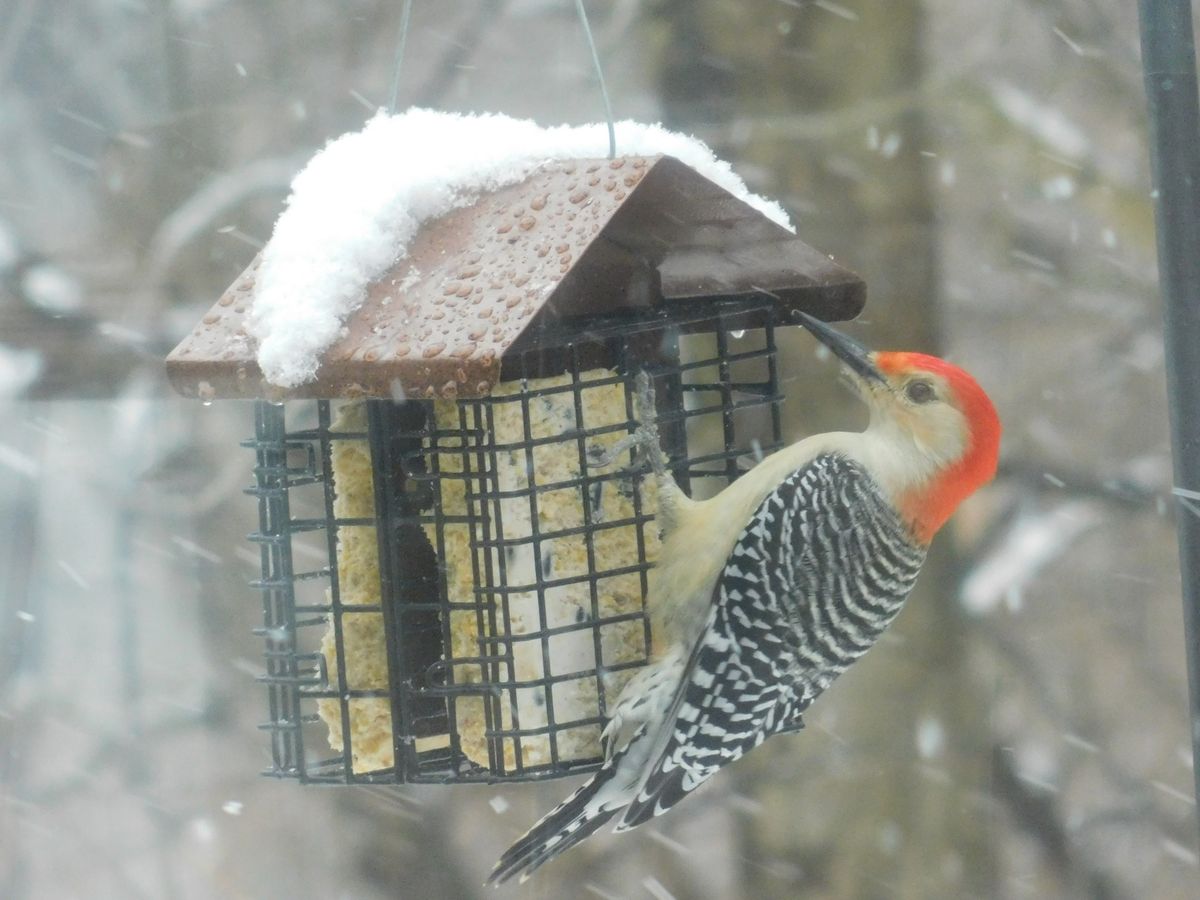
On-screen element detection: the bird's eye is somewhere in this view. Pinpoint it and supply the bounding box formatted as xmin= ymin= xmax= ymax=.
xmin=906 ymin=380 xmax=936 ymax=404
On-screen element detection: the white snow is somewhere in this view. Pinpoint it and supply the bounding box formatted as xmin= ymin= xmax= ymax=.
xmin=0 ymin=343 xmax=43 ymax=398
xmin=990 ymin=82 xmax=1090 ymax=161
xmin=21 ymin=263 xmax=85 ymax=316
xmin=959 ymin=500 xmax=1103 ymax=615
xmin=916 ymin=716 xmax=945 ymax=759
xmin=0 ymin=221 xmax=18 ymax=272
xmin=248 ymin=108 xmax=793 ymax=388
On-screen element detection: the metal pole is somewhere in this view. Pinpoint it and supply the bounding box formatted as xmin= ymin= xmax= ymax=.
xmin=1137 ymin=0 xmax=1200 ymax=825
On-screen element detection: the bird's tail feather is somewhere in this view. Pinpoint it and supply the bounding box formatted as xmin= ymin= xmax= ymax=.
xmin=488 ymin=728 xmax=645 ymax=885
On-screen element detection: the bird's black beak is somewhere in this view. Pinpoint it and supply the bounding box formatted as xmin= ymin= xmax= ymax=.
xmin=794 ymin=310 xmax=886 ymax=384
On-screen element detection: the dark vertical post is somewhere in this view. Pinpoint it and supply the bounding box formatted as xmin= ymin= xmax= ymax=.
xmin=367 ymin=400 xmax=415 ymax=782
xmin=1137 ymin=0 xmax=1200 ymax=820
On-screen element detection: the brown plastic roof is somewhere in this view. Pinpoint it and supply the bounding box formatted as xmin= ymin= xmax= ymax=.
xmin=166 ymin=154 xmax=865 ymax=400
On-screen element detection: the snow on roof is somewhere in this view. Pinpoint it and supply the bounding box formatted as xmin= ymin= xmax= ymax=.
xmin=247 ymin=108 xmax=794 ymax=389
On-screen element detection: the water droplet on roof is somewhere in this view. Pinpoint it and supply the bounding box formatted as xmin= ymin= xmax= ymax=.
xmin=422 ymin=342 xmax=445 ymax=358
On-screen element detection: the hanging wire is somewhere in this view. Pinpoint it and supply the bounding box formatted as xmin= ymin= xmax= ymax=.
xmin=573 ymin=0 xmax=616 ymax=158
xmin=387 ymin=0 xmax=414 ymax=115
xmin=386 ymin=1 xmax=613 ymax=153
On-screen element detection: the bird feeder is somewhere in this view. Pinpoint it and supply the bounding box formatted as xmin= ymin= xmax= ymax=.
xmin=166 ymin=155 xmax=864 ymax=785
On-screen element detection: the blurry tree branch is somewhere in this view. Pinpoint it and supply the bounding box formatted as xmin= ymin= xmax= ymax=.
xmin=141 ymin=157 xmax=301 ymax=296
xmin=975 ymin=620 xmax=1186 ymax=824
xmin=991 ymin=744 xmax=1127 ymax=900
xmin=412 ymin=0 xmax=508 ymax=107
xmin=995 ymin=461 xmax=1160 ymax=509
xmin=0 ymin=0 xmax=37 ymax=88
xmin=1020 ymin=0 xmax=1142 ymax=72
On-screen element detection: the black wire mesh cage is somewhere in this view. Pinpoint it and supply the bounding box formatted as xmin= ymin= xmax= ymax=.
xmin=246 ymin=306 xmax=785 ymax=784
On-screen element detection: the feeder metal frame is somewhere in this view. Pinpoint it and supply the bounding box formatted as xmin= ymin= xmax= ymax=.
xmin=246 ymin=302 xmax=788 ymax=784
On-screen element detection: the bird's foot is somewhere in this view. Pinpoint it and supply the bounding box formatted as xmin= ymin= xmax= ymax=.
xmin=587 ymin=372 xmax=665 ymax=476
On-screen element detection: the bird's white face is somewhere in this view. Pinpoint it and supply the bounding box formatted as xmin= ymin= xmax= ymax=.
xmin=853 ymin=362 xmax=971 ymax=477
xmin=848 ymin=349 xmax=1000 ymax=541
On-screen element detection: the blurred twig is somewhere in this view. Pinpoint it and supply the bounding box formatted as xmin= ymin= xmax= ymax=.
xmin=991 ymin=744 xmax=1126 ymax=900
xmin=415 ymin=0 xmax=509 ymax=107
xmin=0 ymin=0 xmax=38 ymax=88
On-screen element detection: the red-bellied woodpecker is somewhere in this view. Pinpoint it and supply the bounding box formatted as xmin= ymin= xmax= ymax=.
xmin=489 ymin=312 xmax=1002 ymax=884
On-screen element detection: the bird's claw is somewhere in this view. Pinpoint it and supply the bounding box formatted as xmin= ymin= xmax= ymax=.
xmin=587 ymin=371 xmax=665 ymax=475
xmin=588 ymin=434 xmax=642 ymax=470
xmin=632 ymin=370 xmax=656 ymax=423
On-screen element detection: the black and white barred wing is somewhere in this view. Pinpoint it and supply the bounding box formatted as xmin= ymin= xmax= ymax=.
xmin=617 ymin=453 xmax=926 ymax=830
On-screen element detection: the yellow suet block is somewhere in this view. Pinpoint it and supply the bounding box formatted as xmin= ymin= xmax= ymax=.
xmin=316 ymin=371 xmax=659 ymax=774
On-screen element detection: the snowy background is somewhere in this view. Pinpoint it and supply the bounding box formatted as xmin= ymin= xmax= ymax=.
xmin=1 ymin=1 xmax=1196 ymax=898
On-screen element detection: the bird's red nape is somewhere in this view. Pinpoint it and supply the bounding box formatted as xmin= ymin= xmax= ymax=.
xmin=875 ymin=351 xmax=1002 ymax=543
